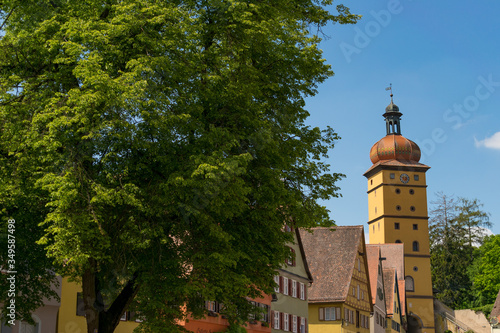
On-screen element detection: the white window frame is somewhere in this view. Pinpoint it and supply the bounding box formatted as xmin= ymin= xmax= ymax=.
xmin=274 ymin=311 xmax=280 ymax=329
xmin=300 ymin=317 xmax=306 ymax=333
xmin=300 ymin=282 xmax=305 ymax=300
xmin=274 ymin=275 xmax=280 ymax=293
xmin=283 ymin=277 xmax=289 ymax=296
xmin=284 ymin=313 xmax=289 ymax=331
xmin=292 ymin=280 xmax=297 ymax=298
xmin=357 ymin=285 xmax=360 ymax=300
xmin=324 ymin=307 xmax=336 ymax=321
xmin=292 ymin=315 xmax=297 ymax=333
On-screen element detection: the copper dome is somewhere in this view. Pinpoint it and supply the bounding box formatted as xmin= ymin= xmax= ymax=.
xmin=370 ymin=134 xmax=421 ymax=164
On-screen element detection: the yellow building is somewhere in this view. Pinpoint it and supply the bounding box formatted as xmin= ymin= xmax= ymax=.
xmin=57 ymin=278 xmax=139 ymax=333
xmin=299 ymin=226 xmax=373 ymax=333
xmin=364 ymin=96 xmax=435 ymax=333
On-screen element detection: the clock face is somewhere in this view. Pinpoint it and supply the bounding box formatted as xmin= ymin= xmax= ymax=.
xmin=400 ymin=173 xmax=410 ymax=183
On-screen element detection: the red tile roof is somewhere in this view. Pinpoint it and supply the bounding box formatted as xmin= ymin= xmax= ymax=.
xmin=367 ymin=243 xmax=405 ymax=282
xmin=398 ymin=280 xmax=406 ymax=316
xmin=492 ymin=289 xmax=500 ymax=320
xmin=366 ymin=246 xmax=381 ymax=304
xmin=299 ymin=226 xmax=364 ymax=303
xmin=383 ymin=268 xmax=396 ymax=316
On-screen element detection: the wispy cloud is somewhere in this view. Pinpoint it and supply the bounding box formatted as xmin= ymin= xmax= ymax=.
xmin=475 ymin=132 xmax=500 ymax=149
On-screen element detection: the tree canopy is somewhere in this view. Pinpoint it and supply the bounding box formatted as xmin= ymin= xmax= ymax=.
xmin=429 ymin=192 xmax=491 ymax=309
xmin=0 ymin=1 xmax=358 ymax=332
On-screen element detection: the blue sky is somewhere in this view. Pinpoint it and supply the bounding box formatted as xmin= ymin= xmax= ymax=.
xmin=305 ymin=0 xmax=500 ymax=235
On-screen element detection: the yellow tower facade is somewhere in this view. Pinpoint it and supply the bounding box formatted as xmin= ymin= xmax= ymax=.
xmin=364 ymin=96 xmax=435 ymax=333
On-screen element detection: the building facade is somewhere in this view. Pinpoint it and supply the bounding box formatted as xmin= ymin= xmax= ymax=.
xmin=364 ymin=96 xmax=435 ymax=333
xmin=1 ymin=277 xmax=61 ymax=333
xmin=300 ymin=226 xmax=373 ymax=333
xmin=271 ymin=228 xmax=312 ymax=333
xmin=366 ymin=246 xmax=388 ymax=333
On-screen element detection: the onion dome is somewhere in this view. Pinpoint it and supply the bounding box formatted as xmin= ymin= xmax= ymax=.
xmin=370 ymin=134 xmax=421 ymax=164
xmin=369 ymin=93 xmax=421 ymax=164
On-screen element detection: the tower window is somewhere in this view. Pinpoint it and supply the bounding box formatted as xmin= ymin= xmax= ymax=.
xmin=413 ymin=224 xmax=418 ymax=230
xmin=396 ymin=205 xmax=401 ymax=211
xmin=410 ymin=206 xmax=416 ymax=212
xmin=395 ymin=240 xmax=402 ymax=243
xmin=414 ymin=175 xmax=419 ymax=181
xmin=413 ymin=266 xmax=418 ymax=272
xmin=394 ymin=222 xmax=400 ymax=230
xmin=373 ymin=225 xmax=375 ymax=233
xmin=405 ymin=276 xmax=415 ymax=292
xmin=371 ymin=179 xmax=373 ymax=185
xmin=395 ymin=188 xmax=401 ymax=194
xmin=409 ymin=189 xmax=415 ymax=195
xmin=413 ymin=241 xmax=419 ymax=252
xmin=390 ymin=173 xmax=395 ymax=179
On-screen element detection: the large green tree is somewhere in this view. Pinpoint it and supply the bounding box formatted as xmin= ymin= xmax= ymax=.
xmin=429 ymin=193 xmax=491 ymax=309
xmin=0 ymin=1 xmax=358 ymax=332
xmin=468 ymin=235 xmax=500 ymax=308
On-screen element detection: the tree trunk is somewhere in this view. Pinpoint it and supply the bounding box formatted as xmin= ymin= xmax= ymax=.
xmin=82 ymin=259 xmax=140 ymax=333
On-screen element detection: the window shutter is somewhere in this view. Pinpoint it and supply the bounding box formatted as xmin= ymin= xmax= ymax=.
xmin=318 ymin=307 xmax=324 ymax=321
xmin=336 ymin=307 xmax=341 ymax=321
xmin=305 ymin=318 xmax=308 ymax=333
xmin=280 ymin=312 xmax=284 ymax=330
xmin=271 ymin=311 xmax=275 ymax=328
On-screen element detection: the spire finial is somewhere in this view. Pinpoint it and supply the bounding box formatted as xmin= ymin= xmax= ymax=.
xmin=385 ymin=83 xmax=393 ymax=103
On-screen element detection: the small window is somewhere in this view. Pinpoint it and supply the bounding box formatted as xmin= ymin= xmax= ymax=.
xmin=396 ymin=205 xmax=401 ymax=211
xmin=413 ymin=266 xmax=418 ymax=272
xmin=395 ymin=239 xmax=402 ymax=243
xmin=390 ymin=173 xmax=395 ymax=179
xmin=394 ymin=222 xmax=400 ymax=230
xmin=413 ymin=224 xmax=418 ymax=230
xmin=371 ymin=179 xmax=373 ymax=185
xmin=409 ymin=189 xmax=415 ymax=195
xmin=413 ymin=241 xmax=419 ymax=252
xmin=410 ymin=206 xmax=416 ymax=212
xmin=375 ymin=207 xmax=377 ymax=214
xmin=274 ymin=275 xmax=280 ymax=293
xmin=414 ymin=175 xmax=419 ymax=181
xmin=373 ymin=225 xmax=375 ymax=233
xmin=405 ymin=276 xmax=415 ymax=292
xmin=395 ymin=188 xmax=401 ymax=194
xmin=274 ymin=311 xmax=280 ymax=329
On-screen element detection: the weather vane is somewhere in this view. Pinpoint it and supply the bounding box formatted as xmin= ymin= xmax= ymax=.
xmin=385 ymin=83 xmax=394 ymax=102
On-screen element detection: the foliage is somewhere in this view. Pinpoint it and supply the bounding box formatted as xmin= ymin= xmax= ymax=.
xmin=429 ymin=193 xmax=490 ymax=309
xmin=468 ymin=235 xmax=500 ymax=307
xmin=0 ymin=0 xmax=358 ymax=332
xmin=471 ymin=303 xmax=494 ymax=319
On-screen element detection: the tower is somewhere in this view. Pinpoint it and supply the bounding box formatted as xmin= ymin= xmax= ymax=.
xmin=364 ymin=96 xmax=435 ymax=333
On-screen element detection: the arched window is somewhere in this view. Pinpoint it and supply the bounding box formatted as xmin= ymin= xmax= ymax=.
xmin=405 ymin=276 xmax=415 ymax=292
xmin=413 ymin=241 xmax=419 ymax=252
xmin=395 ymin=240 xmax=402 ymax=244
